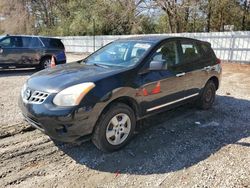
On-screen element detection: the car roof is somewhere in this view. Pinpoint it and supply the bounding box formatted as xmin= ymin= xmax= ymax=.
xmin=3 ymin=35 xmax=61 ymax=40
xmin=116 ymin=35 xmax=203 ymax=44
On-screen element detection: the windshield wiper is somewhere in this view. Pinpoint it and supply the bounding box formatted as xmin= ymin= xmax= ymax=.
xmin=92 ymin=63 xmax=109 ymax=68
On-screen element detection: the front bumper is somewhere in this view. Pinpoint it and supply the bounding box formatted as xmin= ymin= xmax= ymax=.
xmin=19 ymin=95 xmax=96 ymax=143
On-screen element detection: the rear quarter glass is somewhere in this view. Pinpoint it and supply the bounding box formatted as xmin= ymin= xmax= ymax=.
xmin=40 ymin=38 xmax=65 ymax=49
xmin=201 ymin=43 xmax=217 ymax=65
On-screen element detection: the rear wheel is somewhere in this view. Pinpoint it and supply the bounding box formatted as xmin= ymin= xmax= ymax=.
xmin=92 ymin=103 xmax=136 ymax=152
xmin=197 ymin=80 xmax=216 ymax=110
xmin=39 ymin=57 xmax=51 ymax=69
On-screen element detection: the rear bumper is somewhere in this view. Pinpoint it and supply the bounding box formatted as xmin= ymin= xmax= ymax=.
xmin=55 ymin=51 xmax=66 ymax=64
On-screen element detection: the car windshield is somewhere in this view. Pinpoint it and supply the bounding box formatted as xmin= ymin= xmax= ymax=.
xmin=84 ymin=41 xmax=153 ymax=67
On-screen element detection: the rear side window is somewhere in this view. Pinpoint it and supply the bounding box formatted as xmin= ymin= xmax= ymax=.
xmin=30 ymin=37 xmax=43 ymax=48
xmin=180 ymin=41 xmax=202 ymax=63
xmin=13 ymin=37 xmax=23 ymax=47
xmin=150 ymin=41 xmax=179 ymax=70
xmin=22 ymin=37 xmax=32 ymax=48
xmin=40 ymin=38 xmax=64 ymax=49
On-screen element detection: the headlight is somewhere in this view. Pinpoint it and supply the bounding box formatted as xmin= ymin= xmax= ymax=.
xmin=53 ymin=82 xmax=95 ymax=107
xmin=21 ymin=83 xmax=27 ymax=98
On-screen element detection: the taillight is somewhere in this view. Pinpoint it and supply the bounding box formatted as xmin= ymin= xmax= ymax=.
xmin=216 ymin=58 xmax=221 ymax=64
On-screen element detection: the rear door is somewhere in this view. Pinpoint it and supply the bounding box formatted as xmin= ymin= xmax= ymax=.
xmin=178 ymin=39 xmax=211 ymax=94
xmin=139 ymin=40 xmax=190 ymax=114
xmin=20 ymin=37 xmax=43 ymax=66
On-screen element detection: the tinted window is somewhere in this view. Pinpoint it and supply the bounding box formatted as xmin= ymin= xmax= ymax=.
xmin=201 ymin=44 xmax=210 ymax=54
xmin=180 ymin=41 xmax=202 ymax=63
xmin=22 ymin=37 xmax=32 ymax=48
xmin=201 ymin=43 xmax=215 ymax=58
xmin=14 ymin=37 xmax=23 ymax=47
xmin=151 ymin=41 xmax=179 ymax=70
xmin=50 ymin=39 xmax=64 ymax=49
xmin=30 ymin=37 xmax=42 ymax=48
xmin=40 ymin=38 xmax=64 ymax=49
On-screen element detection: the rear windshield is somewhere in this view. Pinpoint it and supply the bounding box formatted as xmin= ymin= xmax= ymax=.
xmin=40 ymin=38 xmax=64 ymax=49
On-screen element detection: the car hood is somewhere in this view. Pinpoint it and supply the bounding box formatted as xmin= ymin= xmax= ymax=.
xmin=27 ymin=62 xmax=123 ymax=93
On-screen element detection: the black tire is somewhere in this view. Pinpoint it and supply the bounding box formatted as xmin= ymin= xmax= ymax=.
xmin=197 ymin=80 xmax=216 ymax=110
xmin=92 ymin=103 xmax=136 ymax=152
xmin=39 ymin=57 xmax=51 ymax=69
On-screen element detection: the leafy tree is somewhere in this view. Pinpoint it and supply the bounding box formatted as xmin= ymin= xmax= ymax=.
xmin=0 ymin=0 xmax=249 ymax=35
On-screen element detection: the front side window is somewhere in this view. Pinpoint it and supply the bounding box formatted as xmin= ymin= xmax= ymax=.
xmin=0 ymin=37 xmax=23 ymax=47
xmin=0 ymin=37 xmax=11 ymax=47
xmin=151 ymin=41 xmax=179 ymax=70
xmin=85 ymin=41 xmax=152 ymax=67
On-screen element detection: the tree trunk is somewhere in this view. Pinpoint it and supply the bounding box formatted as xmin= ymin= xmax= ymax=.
xmin=241 ymin=0 xmax=248 ymax=30
xmin=207 ymin=0 xmax=212 ymax=32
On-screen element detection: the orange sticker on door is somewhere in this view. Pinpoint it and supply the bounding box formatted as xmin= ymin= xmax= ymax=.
xmin=136 ymin=81 xmax=161 ymax=96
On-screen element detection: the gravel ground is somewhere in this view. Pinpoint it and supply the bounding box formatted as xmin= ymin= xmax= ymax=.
xmin=0 ymin=57 xmax=249 ymax=188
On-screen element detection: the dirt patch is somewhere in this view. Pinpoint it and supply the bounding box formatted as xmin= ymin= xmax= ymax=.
xmin=0 ymin=61 xmax=249 ymax=187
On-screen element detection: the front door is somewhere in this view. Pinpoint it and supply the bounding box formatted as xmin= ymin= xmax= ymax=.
xmin=0 ymin=36 xmax=13 ymax=65
xmin=139 ymin=40 xmax=189 ymax=114
xmin=0 ymin=36 xmax=23 ymax=66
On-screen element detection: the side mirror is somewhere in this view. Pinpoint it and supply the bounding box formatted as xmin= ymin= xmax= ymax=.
xmin=0 ymin=46 xmax=3 ymax=53
xmin=149 ymin=60 xmax=164 ymax=71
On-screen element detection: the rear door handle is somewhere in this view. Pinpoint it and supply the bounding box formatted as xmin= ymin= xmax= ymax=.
xmin=176 ymin=72 xmax=186 ymax=77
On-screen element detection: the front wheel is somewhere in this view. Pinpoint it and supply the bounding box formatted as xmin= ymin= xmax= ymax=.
xmin=197 ymin=80 xmax=216 ymax=110
xmin=92 ymin=103 xmax=136 ymax=152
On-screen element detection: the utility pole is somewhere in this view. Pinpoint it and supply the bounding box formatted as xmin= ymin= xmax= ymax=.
xmin=93 ymin=19 xmax=95 ymax=52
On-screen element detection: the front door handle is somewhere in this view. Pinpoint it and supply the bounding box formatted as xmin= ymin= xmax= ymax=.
xmin=176 ymin=72 xmax=186 ymax=77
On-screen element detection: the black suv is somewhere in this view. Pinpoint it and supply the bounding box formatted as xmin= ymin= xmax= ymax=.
xmin=19 ymin=36 xmax=221 ymax=152
xmin=0 ymin=35 xmax=66 ymax=69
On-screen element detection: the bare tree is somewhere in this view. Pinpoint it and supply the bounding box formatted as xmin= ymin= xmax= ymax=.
xmin=206 ymin=0 xmax=212 ymax=32
xmin=241 ymin=0 xmax=250 ymax=30
xmin=0 ymin=0 xmax=34 ymax=34
xmin=153 ymin=0 xmax=179 ymax=33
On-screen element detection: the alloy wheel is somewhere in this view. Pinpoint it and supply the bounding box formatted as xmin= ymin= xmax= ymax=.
xmin=106 ymin=113 xmax=131 ymax=145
